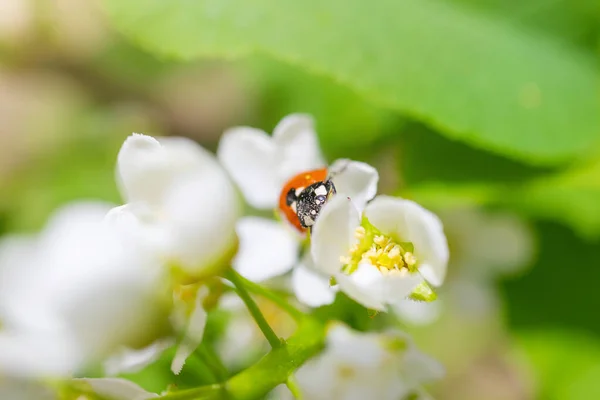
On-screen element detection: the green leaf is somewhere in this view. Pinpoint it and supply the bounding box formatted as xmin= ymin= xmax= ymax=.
xmin=502 ymin=221 xmax=600 ymax=334
xmin=408 ymin=156 xmax=600 ymax=240
xmin=103 ymin=0 xmax=600 ymax=164
xmin=504 ymin=159 xmax=600 ymax=239
xmin=516 ymin=330 xmax=600 ymax=400
xmin=247 ymin=57 xmax=396 ymax=159
xmin=226 ymin=317 xmax=325 ymax=400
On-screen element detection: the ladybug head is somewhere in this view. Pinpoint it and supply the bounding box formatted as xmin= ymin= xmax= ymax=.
xmin=294 ymin=179 xmax=336 ymax=229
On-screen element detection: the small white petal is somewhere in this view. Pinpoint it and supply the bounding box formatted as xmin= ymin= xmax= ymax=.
xmin=272 ymin=114 xmax=326 ymax=180
xmin=330 ymin=159 xmax=379 ymax=211
xmin=336 ymin=264 xmax=387 ymax=311
xmin=162 ymin=169 xmax=240 ymax=276
xmin=383 ymin=273 xmax=423 ymax=304
xmin=104 ymin=204 xmax=171 ymax=258
xmin=74 ymin=378 xmax=158 ymax=400
xmin=218 ymin=126 xmax=282 ymax=209
xmin=291 ymin=261 xmax=336 ymax=307
xmin=393 ymin=300 xmax=441 ymax=326
xmin=104 ymin=339 xmax=175 ymax=376
xmin=365 ymin=196 xmax=449 ymax=286
xmin=311 ymin=196 xmax=361 ymax=275
xmin=171 ymin=286 xmax=209 ymax=375
xmin=116 ymin=134 xmax=170 ymax=206
xmin=233 ymin=217 xmax=299 ymax=282
xmin=218 ymin=115 xmax=325 ymax=210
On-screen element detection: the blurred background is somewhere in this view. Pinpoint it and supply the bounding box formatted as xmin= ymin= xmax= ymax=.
xmin=1 ymin=0 xmax=599 ymax=399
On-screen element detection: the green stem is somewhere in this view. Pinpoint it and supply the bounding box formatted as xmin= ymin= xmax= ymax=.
xmin=187 ymin=351 xmax=219 ymax=384
xmin=197 ymin=344 xmax=229 ymax=382
xmin=225 ymin=317 xmax=325 ymax=400
xmin=285 ymin=374 xmax=303 ymax=399
xmin=228 ymin=269 xmax=304 ymax=321
xmin=225 ymin=269 xmax=282 ymax=349
xmin=155 ymin=316 xmax=326 ymax=400
xmin=156 ymin=384 xmax=224 ymax=400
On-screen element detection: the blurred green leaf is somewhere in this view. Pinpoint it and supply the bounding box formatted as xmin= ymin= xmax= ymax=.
xmin=247 ymin=58 xmax=397 ymax=160
xmin=400 ymin=122 xmax=556 ymax=185
xmin=0 ymin=106 xmax=156 ymax=232
xmin=449 ymin=0 xmax=600 ymax=49
xmin=104 ymin=0 xmax=600 ymax=164
xmin=502 ymin=221 xmax=600 ymax=334
xmin=505 ymin=159 xmax=600 ymax=239
xmin=516 ymin=329 xmax=600 ymax=400
xmin=408 ymin=155 xmax=600 ymax=240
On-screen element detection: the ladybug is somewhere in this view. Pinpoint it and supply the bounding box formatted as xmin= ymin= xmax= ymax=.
xmin=278 ymin=168 xmax=337 ymax=232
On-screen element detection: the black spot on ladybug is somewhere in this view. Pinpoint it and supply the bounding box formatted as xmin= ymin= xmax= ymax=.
xmin=286 ymin=188 xmax=298 ymax=206
xmin=296 ymin=180 xmax=336 ymax=229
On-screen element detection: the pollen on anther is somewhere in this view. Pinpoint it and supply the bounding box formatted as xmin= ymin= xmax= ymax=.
xmin=354 ymin=226 xmax=366 ymax=239
xmin=374 ymin=235 xmax=385 ymax=245
xmin=388 ymin=245 xmax=401 ymax=260
xmin=404 ymin=252 xmax=417 ymax=266
xmin=340 ymin=255 xmax=352 ymax=264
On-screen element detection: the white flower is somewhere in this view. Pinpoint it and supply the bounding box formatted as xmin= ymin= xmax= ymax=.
xmin=291 ymin=254 xmax=338 ymax=308
xmin=107 ymin=133 xmax=242 ymax=375
xmin=218 ymin=114 xmax=379 ymax=293
xmin=0 ymin=202 xmax=171 ymax=377
xmin=218 ymin=114 xmax=325 ymax=210
xmin=311 ymin=195 xmax=449 ymax=311
xmin=232 ymin=217 xmax=300 ymax=283
xmin=217 ymin=114 xmax=378 ymax=212
xmin=394 ymin=207 xmax=533 ymax=324
xmin=280 ymin=324 xmax=443 ymax=400
xmin=111 ymin=133 xmax=241 ymax=278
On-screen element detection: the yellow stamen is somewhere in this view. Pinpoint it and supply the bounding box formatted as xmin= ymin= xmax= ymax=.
xmin=338 ymin=217 xmax=419 ymax=277
xmin=354 ymin=226 xmax=366 ymax=239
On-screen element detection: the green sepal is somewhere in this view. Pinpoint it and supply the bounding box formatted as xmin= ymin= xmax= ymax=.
xmin=399 ymin=241 xmax=414 ymax=253
xmin=408 ymin=281 xmax=437 ymax=302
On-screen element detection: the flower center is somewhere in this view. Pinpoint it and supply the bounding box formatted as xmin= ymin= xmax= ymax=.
xmin=340 ymin=217 xmax=418 ymax=276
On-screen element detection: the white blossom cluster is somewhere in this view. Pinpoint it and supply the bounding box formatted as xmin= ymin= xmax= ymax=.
xmin=0 ymin=115 xmax=450 ymax=399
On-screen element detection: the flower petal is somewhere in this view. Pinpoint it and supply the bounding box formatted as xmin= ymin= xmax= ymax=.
xmin=383 ymin=272 xmax=424 ymax=304
xmin=73 ymin=378 xmax=158 ymax=400
xmin=365 ymin=196 xmax=449 ymax=286
xmin=104 ymin=204 xmax=171 ymax=258
xmin=116 ymin=134 xmax=170 ymax=207
xmin=330 ymin=159 xmax=378 ymax=211
xmin=233 ymin=217 xmax=299 ymax=282
xmin=217 ymin=126 xmax=281 ymax=209
xmin=272 ymin=114 xmax=326 ymax=180
xmin=104 ymin=339 xmax=175 ymax=376
xmin=311 ymin=196 xmax=361 ymax=275
xmin=171 ymin=286 xmax=209 ymax=375
xmin=336 ymin=264 xmax=387 ymax=311
xmin=218 ymin=114 xmax=325 ymax=210
xmin=162 ymin=168 xmax=240 ymax=276
xmin=291 ymin=260 xmax=336 ymax=307
xmin=393 ymin=300 xmax=441 ymax=326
